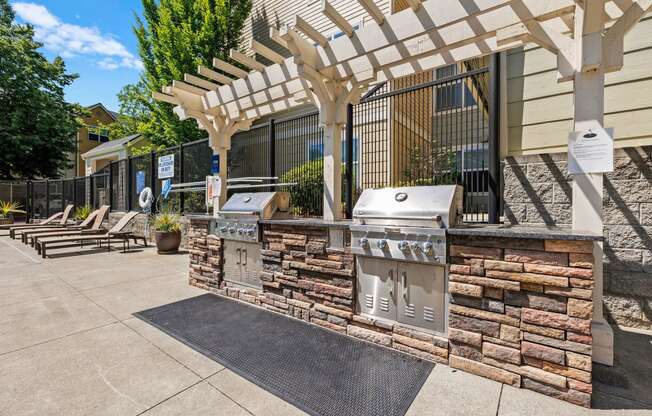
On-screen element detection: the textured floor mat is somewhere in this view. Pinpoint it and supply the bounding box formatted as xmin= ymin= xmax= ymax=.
xmin=134 ymin=294 xmax=434 ymax=416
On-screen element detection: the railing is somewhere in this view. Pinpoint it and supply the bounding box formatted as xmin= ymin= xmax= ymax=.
xmin=15 ymin=63 xmax=499 ymax=222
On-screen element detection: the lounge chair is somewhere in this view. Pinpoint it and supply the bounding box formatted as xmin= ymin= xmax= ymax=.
xmin=26 ymin=205 xmax=110 ymax=246
xmin=8 ymin=204 xmax=74 ymax=239
xmin=0 ymin=210 xmax=63 ymax=231
xmin=36 ymin=211 xmax=145 ymax=258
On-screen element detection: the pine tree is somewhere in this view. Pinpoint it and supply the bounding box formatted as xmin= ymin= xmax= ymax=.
xmin=0 ymin=0 xmax=83 ymax=178
xmin=130 ymin=0 xmax=252 ymax=148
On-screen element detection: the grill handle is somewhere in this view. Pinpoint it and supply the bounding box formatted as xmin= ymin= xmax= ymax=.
xmin=401 ymin=271 xmax=407 ymax=299
xmin=236 ymin=248 xmax=241 ymax=265
xmin=388 ymin=269 xmax=394 ymax=297
xmin=219 ymin=210 xmax=257 ymax=216
xmin=355 ymin=214 xmax=444 ymax=221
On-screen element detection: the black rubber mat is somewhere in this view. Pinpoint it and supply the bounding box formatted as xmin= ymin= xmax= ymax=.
xmin=134 ymin=294 xmax=434 ymax=416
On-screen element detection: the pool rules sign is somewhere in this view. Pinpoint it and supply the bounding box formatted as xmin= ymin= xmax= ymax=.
xmin=568 ymin=127 xmax=614 ymax=174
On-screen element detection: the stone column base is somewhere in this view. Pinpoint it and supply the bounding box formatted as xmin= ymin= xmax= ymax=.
xmin=592 ymin=319 xmax=614 ymax=366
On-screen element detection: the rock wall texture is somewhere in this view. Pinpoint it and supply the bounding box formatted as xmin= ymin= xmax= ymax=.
xmin=107 ymin=212 xmax=191 ymax=248
xmin=448 ymin=235 xmax=595 ymax=408
xmin=503 ymin=148 xmax=652 ymax=330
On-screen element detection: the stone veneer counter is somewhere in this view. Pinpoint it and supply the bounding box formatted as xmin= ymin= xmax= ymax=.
xmin=185 ymin=216 xmax=599 ymax=408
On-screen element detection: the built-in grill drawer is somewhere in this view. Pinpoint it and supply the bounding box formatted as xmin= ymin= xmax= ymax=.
xmin=223 ymin=241 xmax=263 ymax=289
xmin=356 ymin=256 xmax=446 ymax=334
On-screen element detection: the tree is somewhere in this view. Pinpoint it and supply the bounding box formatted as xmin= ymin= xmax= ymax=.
xmin=126 ymin=0 xmax=252 ymax=148
xmin=0 ymin=0 xmax=83 ymax=179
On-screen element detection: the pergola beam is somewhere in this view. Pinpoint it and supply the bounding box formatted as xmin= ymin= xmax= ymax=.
xmin=322 ymin=0 xmax=354 ymax=37
xmin=198 ymin=66 xmax=235 ymax=85
xmin=357 ymin=0 xmax=384 ymax=25
xmin=213 ymin=57 xmax=249 ymax=79
xmin=230 ymin=49 xmax=267 ymax=72
xmin=250 ymin=39 xmax=286 ymax=64
xmin=184 ymin=74 xmax=220 ymax=91
xmin=294 ymin=15 xmax=328 ymax=47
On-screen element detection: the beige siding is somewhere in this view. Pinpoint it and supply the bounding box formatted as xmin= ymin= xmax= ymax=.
xmin=506 ymin=14 xmax=652 ymax=156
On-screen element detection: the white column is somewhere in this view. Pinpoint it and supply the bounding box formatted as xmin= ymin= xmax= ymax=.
xmin=323 ymin=122 xmax=343 ymax=221
xmin=571 ymin=68 xmax=613 ymax=366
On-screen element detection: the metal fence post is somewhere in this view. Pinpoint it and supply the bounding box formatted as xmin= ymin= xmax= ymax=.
xmin=72 ymin=177 xmax=77 ymax=210
xmin=179 ymin=145 xmax=185 ymax=213
xmin=269 ymin=119 xmax=276 ymax=179
xmin=26 ymin=180 xmax=32 ymax=221
xmin=108 ymin=162 xmax=113 ymax=211
xmin=488 ymin=53 xmax=501 ymax=224
xmin=126 ymin=157 xmax=132 ymax=211
xmin=150 ymin=150 xmax=157 ymax=214
xmin=45 ymin=179 xmax=50 ymax=217
xmin=345 ymin=104 xmax=354 ymax=219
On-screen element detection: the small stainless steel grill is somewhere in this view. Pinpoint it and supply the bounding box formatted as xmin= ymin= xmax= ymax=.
xmin=212 ymin=191 xmax=289 ymax=289
xmin=350 ymin=185 xmax=463 ymax=334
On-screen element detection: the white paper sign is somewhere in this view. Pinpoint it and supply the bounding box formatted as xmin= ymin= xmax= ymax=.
xmin=568 ymin=127 xmax=614 ymax=174
xmin=205 ymin=176 xmax=222 ymax=207
xmin=158 ymin=154 xmax=175 ymax=179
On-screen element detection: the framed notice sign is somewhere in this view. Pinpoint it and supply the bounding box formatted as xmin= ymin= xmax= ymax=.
xmin=568 ymin=127 xmax=614 ymax=174
xmin=158 ymin=154 xmax=175 ymax=179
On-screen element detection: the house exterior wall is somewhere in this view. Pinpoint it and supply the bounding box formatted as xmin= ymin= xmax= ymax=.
xmin=506 ymin=14 xmax=652 ymax=157
xmin=65 ymin=106 xmax=116 ymax=178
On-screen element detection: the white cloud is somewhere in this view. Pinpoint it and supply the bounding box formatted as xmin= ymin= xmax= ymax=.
xmin=11 ymin=2 xmax=143 ymax=71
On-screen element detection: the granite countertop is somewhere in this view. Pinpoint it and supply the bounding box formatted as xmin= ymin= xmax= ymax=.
xmin=185 ymin=214 xmax=216 ymax=221
xmin=259 ymin=218 xmax=353 ymax=229
xmin=447 ymin=224 xmax=602 ymax=241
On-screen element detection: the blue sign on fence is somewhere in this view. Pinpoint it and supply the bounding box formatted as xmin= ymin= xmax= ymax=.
xmin=161 ymin=179 xmax=172 ymax=199
xmin=136 ymin=171 xmax=145 ymax=194
xmin=211 ymin=154 xmax=220 ymax=174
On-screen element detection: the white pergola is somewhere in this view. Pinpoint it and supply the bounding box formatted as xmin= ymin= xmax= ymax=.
xmin=154 ymin=0 xmax=652 ymax=365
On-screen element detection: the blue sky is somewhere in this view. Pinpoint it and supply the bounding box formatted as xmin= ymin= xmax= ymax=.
xmin=11 ymin=1 xmax=145 ymax=112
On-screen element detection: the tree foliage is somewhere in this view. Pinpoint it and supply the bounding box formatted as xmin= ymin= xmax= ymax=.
xmin=0 ymin=0 xmax=83 ymax=179
xmin=118 ymin=0 xmax=252 ymax=148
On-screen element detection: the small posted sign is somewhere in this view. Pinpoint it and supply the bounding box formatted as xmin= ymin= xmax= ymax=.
xmin=205 ymin=176 xmax=222 ymax=207
xmin=158 ymin=154 xmax=175 ymax=179
xmin=568 ymin=127 xmax=614 ymax=174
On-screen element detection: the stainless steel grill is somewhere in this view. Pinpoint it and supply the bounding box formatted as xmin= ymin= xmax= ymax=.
xmin=350 ymin=185 xmax=463 ymax=334
xmin=212 ymin=191 xmax=289 ymax=289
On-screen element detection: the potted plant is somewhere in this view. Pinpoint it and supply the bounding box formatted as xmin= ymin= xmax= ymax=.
xmin=0 ymin=201 xmax=26 ymax=225
xmin=152 ymin=210 xmax=182 ymax=254
xmin=74 ymin=204 xmax=93 ymax=222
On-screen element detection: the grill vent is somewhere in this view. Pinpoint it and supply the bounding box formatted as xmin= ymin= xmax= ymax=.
xmin=364 ymin=294 xmax=374 ymax=309
xmin=423 ymin=307 xmax=435 ymax=322
xmin=404 ymin=304 xmax=415 ymax=318
xmin=380 ymin=297 xmax=390 ymax=312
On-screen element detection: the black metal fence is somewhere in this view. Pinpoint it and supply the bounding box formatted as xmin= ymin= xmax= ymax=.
xmin=17 ymin=63 xmax=498 ymax=222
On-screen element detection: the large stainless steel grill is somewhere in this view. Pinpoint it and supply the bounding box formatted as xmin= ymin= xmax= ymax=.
xmin=351 ymin=185 xmax=463 ymax=334
xmin=212 ymin=191 xmax=289 ymax=289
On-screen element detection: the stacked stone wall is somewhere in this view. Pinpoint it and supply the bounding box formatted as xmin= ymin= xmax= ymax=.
xmin=448 ymin=235 xmax=595 ymax=407
xmin=503 ymin=148 xmax=652 ymax=330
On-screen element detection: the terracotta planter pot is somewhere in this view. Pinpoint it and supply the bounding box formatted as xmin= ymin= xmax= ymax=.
xmin=154 ymin=230 xmax=181 ymax=254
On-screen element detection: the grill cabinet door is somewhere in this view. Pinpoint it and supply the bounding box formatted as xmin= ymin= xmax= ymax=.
xmin=397 ymin=263 xmax=446 ymax=333
xmin=356 ymin=257 xmax=396 ymax=321
xmin=241 ymin=242 xmax=263 ymax=289
xmin=223 ymin=242 xmax=242 ymax=285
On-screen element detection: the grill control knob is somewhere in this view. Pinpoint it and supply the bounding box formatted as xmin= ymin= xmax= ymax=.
xmin=376 ymin=239 xmax=388 ymax=250
xmin=228 ymin=226 xmax=236 ymax=233
xmin=219 ymin=226 xmax=227 ymax=233
xmin=246 ymin=228 xmax=255 ymax=236
xmin=410 ymin=242 xmax=421 ymax=252
xmin=237 ymin=228 xmax=245 ymax=235
xmin=422 ymin=242 xmax=433 ymax=255
xmin=397 ymin=241 xmax=410 ymax=251
xmin=358 ymin=238 xmax=369 ymax=248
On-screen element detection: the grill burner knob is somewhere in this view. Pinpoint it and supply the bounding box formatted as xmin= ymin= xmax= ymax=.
xmin=376 ymin=239 xmax=388 ymax=250
xmin=219 ymin=226 xmax=227 ymax=233
xmin=397 ymin=241 xmax=410 ymax=251
xmin=410 ymin=242 xmax=420 ymax=252
xmin=228 ymin=226 xmax=236 ymax=233
xmin=422 ymin=242 xmax=433 ymax=255
xmin=237 ymin=228 xmax=244 ymax=235
xmin=246 ymin=228 xmax=255 ymax=236
xmin=358 ymin=238 xmax=369 ymax=248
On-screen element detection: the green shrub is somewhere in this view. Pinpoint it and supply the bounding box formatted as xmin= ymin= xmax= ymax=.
xmin=152 ymin=210 xmax=181 ymax=232
xmin=74 ymin=204 xmax=93 ymax=221
xmin=0 ymin=201 xmax=25 ymax=219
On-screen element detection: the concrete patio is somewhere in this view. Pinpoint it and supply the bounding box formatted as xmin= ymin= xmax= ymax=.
xmin=0 ymin=237 xmax=650 ymax=416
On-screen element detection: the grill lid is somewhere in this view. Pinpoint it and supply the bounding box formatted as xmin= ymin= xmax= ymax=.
xmin=353 ymin=185 xmax=463 ymax=228
xmin=219 ymin=191 xmax=289 ymax=220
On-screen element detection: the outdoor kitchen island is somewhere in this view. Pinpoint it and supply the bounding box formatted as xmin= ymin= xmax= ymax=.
xmin=186 ymin=213 xmax=602 ymax=408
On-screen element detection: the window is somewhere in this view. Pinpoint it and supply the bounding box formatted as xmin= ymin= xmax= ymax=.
xmin=434 ymin=65 xmax=477 ymax=111
xmin=88 ymin=126 xmax=110 ymax=142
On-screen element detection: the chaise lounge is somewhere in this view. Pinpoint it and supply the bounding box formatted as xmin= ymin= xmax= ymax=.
xmin=36 ymin=211 xmax=146 ymax=258
xmin=26 ymin=205 xmax=110 ymax=246
xmin=8 ymin=204 xmax=74 ymax=239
